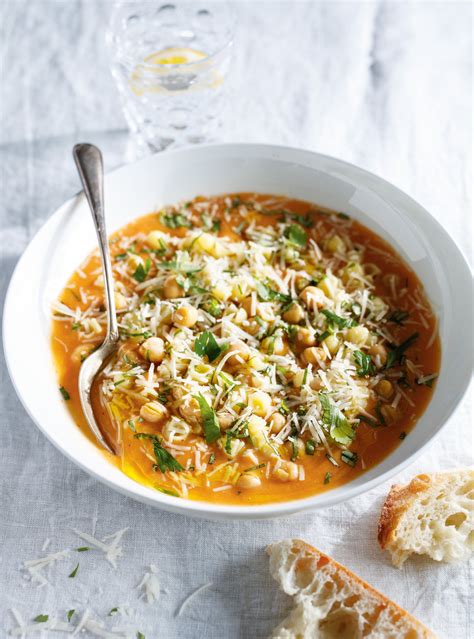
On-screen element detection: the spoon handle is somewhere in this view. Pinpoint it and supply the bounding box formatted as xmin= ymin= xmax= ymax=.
xmin=73 ymin=144 xmax=119 ymax=343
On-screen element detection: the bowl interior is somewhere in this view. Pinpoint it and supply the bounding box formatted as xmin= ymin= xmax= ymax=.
xmin=4 ymin=144 xmax=472 ymax=519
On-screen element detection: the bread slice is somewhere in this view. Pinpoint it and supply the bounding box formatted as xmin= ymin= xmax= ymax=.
xmin=267 ymin=539 xmax=435 ymax=638
xmin=378 ymin=469 xmax=474 ymax=567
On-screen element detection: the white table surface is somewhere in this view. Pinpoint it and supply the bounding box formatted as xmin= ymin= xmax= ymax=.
xmin=0 ymin=1 xmax=472 ymax=637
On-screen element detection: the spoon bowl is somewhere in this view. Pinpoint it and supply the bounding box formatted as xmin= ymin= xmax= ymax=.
xmin=73 ymin=143 xmax=120 ymax=455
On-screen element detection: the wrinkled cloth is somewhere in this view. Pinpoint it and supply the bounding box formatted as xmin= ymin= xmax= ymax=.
xmin=0 ymin=2 xmax=472 ymax=638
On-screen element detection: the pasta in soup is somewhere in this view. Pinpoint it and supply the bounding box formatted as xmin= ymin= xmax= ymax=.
xmin=52 ymin=194 xmax=440 ymax=505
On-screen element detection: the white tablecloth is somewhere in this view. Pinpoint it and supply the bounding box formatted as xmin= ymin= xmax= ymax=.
xmin=1 ymin=2 xmax=472 ymax=637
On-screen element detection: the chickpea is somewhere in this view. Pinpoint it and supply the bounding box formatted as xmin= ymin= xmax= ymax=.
xmin=261 ymin=335 xmax=285 ymax=355
xmin=293 ymin=369 xmax=312 ymax=388
xmin=163 ymin=275 xmax=183 ymax=299
xmin=346 ymin=325 xmax=369 ymax=346
xmin=380 ymin=404 xmax=398 ymax=425
xmin=236 ymin=473 xmax=262 ymax=489
xmin=282 ymin=303 xmax=304 ymax=324
xmin=179 ymin=397 xmax=202 ymax=426
xmin=139 ymin=337 xmax=165 ymax=363
xmin=302 ymin=346 xmax=326 ymax=365
xmin=375 ymin=379 xmax=394 ymax=399
xmin=226 ymin=340 xmax=251 ymax=367
xmin=146 ymin=230 xmax=167 ymax=250
xmin=248 ymin=390 xmax=272 ymax=417
xmin=299 ymin=286 xmax=325 ymax=309
xmin=342 ymin=262 xmax=364 ymax=286
xmin=140 ymin=401 xmax=168 ymax=423
xmin=247 ymin=354 xmax=266 ymax=371
xmin=326 ymin=234 xmax=346 ymax=254
xmin=269 ymin=412 xmax=286 ymax=434
xmin=322 ymin=334 xmax=340 ymax=355
xmin=114 ymin=292 xmax=128 ymax=310
xmin=295 ymin=327 xmax=316 ymax=348
xmin=273 ymin=461 xmax=299 ymax=482
xmin=369 ymin=343 xmax=388 ymax=367
xmin=317 ymin=277 xmax=336 ymax=299
xmin=173 ymin=305 xmax=199 ymax=328
xmin=310 ymin=376 xmax=322 ymax=391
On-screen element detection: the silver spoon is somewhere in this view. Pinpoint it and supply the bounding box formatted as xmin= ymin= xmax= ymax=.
xmin=73 ymin=143 xmax=119 ymax=454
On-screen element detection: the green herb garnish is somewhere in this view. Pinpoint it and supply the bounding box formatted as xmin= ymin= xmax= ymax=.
xmin=137 ymin=632 xmax=146 ymax=639
xmin=337 ymin=212 xmax=350 ymax=220
xmin=341 ymin=450 xmax=358 ymax=467
xmin=109 ymin=607 xmax=119 ymax=616
xmin=385 ymin=332 xmax=419 ymax=369
xmin=59 ymin=386 xmax=70 ymax=400
xmin=194 ymin=331 xmax=223 ymax=362
xmin=132 ymin=258 xmax=151 ymax=283
xmin=208 ymin=452 xmax=216 ymax=465
xmin=305 ymin=439 xmax=316 ymax=456
xmin=161 ymin=211 xmax=192 ymax=228
xmin=255 ymin=281 xmax=291 ymax=304
xmin=388 ymin=310 xmax=409 ymax=325
xmin=134 ymin=433 xmax=184 ymax=473
xmin=68 ymin=563 xmax=79 ymax=578
xmin=34 ymin=614 xmax=49 ymax=623
xmin=284 ymin=224 xmax=307 ymax=247
xmin=399 ymin=431 xmax=407 ymax=440
xmin=201 ymin=297 xmax=223 ymax=318
xmin=319 ymin=393 xmax=355 ymax=446
xmin=159 ymin=260 xmax=202 ymax=274
xmin=67 ymin=610 xmax=75 ymax=622
xmin=324 ymin=471 xmax=331 ymax=484
xmin=375 ymin=401 xmax=386 ymax=426
xmin=76 ymin=547 xmax=90 ymax=552
xmin=321 ymin=309 xmax=357 ymax=329
xmin=194 ymin=394 xmax=221 ymax=443
xmin=353 ymin=350 xmax=376 ymax=377
xmin=357 ymin=414 xmax=379 ymax=428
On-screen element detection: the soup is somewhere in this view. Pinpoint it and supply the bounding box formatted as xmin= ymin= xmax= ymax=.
xmin=51 ymin=194 xmax=440 ymax=505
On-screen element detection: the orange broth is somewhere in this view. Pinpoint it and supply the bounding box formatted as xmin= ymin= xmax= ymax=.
xmin=51 ymin=194 xmax=440 ymax=505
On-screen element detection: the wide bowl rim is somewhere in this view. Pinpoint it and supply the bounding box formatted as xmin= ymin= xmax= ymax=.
xmin=3 ymin=142 xmax=473 ymax=520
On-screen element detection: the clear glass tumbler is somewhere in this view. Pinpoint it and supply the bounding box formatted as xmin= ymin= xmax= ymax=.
xmin=106 ymin=2 xmax=235 ymax=154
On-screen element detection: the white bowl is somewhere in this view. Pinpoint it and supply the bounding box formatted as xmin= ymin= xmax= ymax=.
xmin=3 ymin=144 xmax=472 ymax=520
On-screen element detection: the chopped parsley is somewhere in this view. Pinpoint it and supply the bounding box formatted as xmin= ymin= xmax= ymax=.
xmin=194 ymin=331 xmax=224 ymax=362
xmin=399 ymin=431 xmax=407 ymax=440
xmin=255 ymin=281 xmax=292 ymax=304
xmin=75 ymin=546 xmax=90 ymax=552
xmin=353 ymin=350 xmax=376 ymax=377
xmin=161 ymin=211 xmax=192 ymax=228
xmin=386 ymin=332 xmax=419 ymax=369
xmin=134 ymin=433 xmax=184 ymax=473
xmin=67 ymin=609 xmax=75 ymax=622
xmin=357 ymin=414 xmax=379 ymax=428
xmin=194 ymin=394 xmax=221 ymax=443
xmin=132 ymin=258 xmax=151 ymax=283
xmin=137 ymin=633 xmax=146 ymax=639
xmin=341 ymin=450 xmax=358 ymax=467
xmin=34 ymin=614 xmax=49 ymax=623
xmin=324 ymin=471 xmax=331 ymax=484
xmin=321 ymin=309 xmax=357 ymax=329
xmin=59 ymin=386 xmax=70 ymax=400
xmin=375 ymin=401 xmax=386 ymax=426
xmin=159 ymin=259 xmax=202 ymax=274
xmin=319 ymin=393 xmax=355 ymax=446
xmin=305 ymin=439 xmax=316 ymax=456
xmin=109 ymin=607 xmax=119 ymax=616
xmin=68 ymin=563 xmax=79 ymax=578
xmin=208 ymin=452 xmax=216 ymax=465
xmin=284 ymin=223 xmax=307 ymax=247
xmin=388 ymin=310 xmax=409 ymax=325
xmin=201 ymin=297 xmax=223 ymax=318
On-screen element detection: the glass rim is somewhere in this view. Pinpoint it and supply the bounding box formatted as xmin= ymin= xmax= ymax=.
xmin=106 ymin=1 xmax=236 ymax=68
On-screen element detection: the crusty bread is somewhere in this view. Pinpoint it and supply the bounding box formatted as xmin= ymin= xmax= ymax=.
xmin=267 ymin=539 xmax=435 ymax=638
xmin=378 ymin=469 xmax=474 ymax=567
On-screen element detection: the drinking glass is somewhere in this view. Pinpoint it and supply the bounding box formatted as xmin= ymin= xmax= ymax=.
xmin=106 ymin=2 xmax=235 ymax=155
